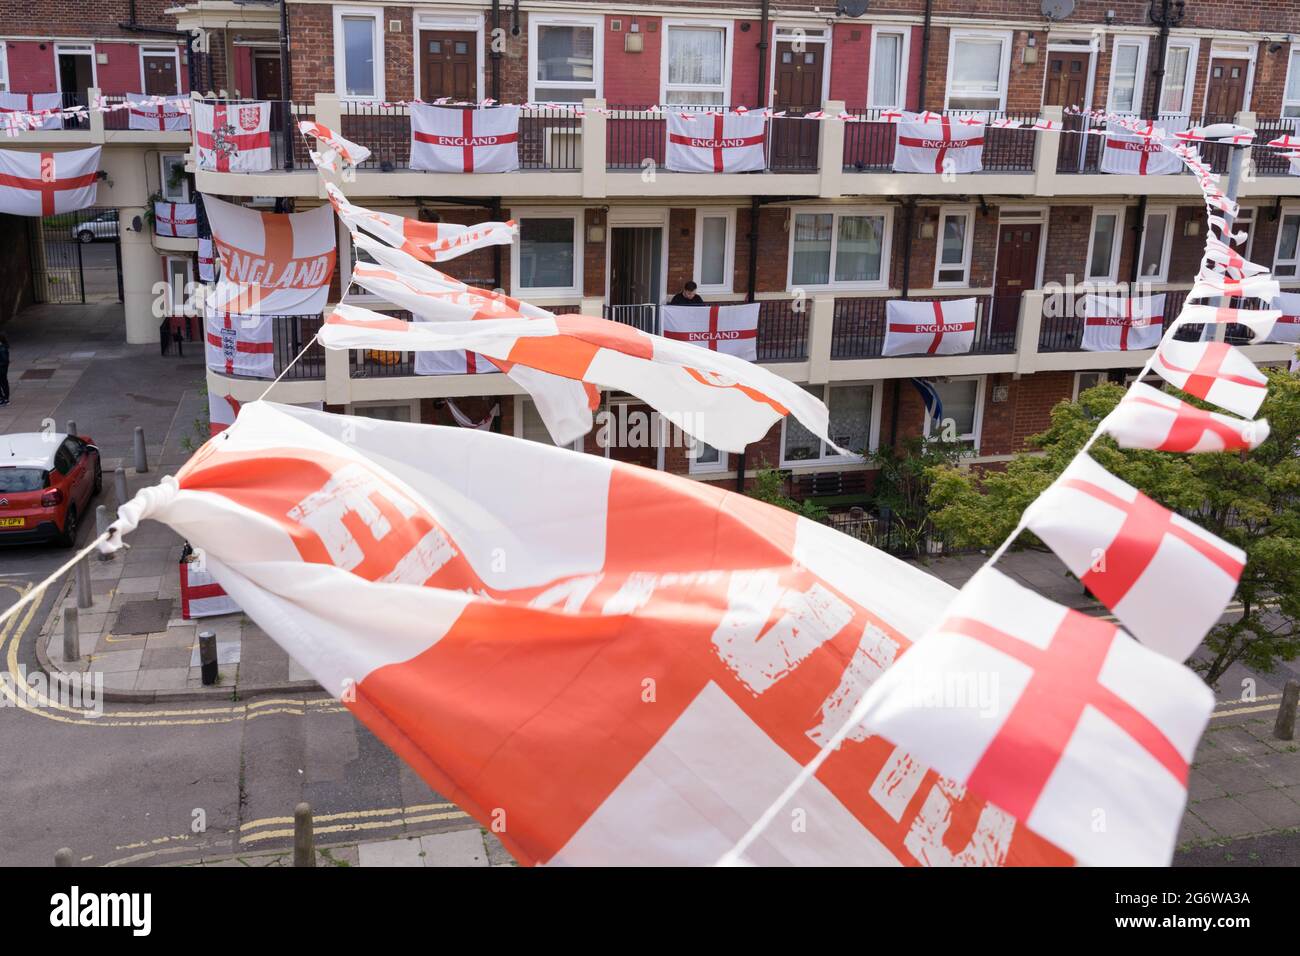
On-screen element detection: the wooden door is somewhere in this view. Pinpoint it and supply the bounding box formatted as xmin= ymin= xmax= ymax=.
xmin=1205 ymin=58 xmax=1248 ymax=119
xmin=421 ymin=31 xmax=477 ymax=102
xmin=993 ymin=223 xmax=1041 ymax=338
xmin=1043 ymin=51 xmax=1089 ymax=109
xmin=143 ymin=53 xmax=179 ymax=96
xmin=253 ymin=54 xmax=282 ymax=99
xmin=770 ymin=40 xmax=823 ymax=170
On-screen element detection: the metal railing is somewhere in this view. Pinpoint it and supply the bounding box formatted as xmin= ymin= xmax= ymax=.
xmin=1056 ymin=112 xmax=1239 ymax=175
xmin=842 ymin=109 xmax=1038 ymax=172
xmin=604 ymin=104 xmax=818 ymax=172
xmin=273 ymin=315 xmax=326 ymax=379
xmin=824 ymin=508 xmax=960 ymax=558
xmin=1037 ymin=288 xmax=1189 ymax=352
xmin=604 ymin=302 xmax=659 ymax=334
xmin=757 ymin=300 xmax=809 ymax=360
xmin=349 ymin=310 xmax=417 ymax=377
xmin=830 ymin=294 xmax=1016 ymax=359
xmin=1252 ymin=117 xmax=1300 ymax=176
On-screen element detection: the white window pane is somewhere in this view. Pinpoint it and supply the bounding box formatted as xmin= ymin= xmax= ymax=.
xmin=665 ymin=89 xmax=725 ymax=106
xmin=1090 ymin=214 xmax=1118 ymax=278
xmin=534 ymin=86 xmax=596 ymax=103
xmin=792 ymin=213 xmax=833 ymax=286
xmin=1160 ymin=47 xmax=1189 ymax=112
xmin=668 ymin=27 xmax=724 ymax=87
xmin=1286 ymin=50 xmax=1300 ymax=103
xmin=935 ymin=380 xmax=977 ymax=436
xmin=536 ymin=25 xmax=595 ymax=84
xmin=872 ymin=34 xmax=901 ymax=106
xmin=691 ymin=440 xmax=721 ymax=465
xmin=952 ymin=39 xmax=1002 ymax=92
xmin=1139 ymin=214 xmax=1168 ymax=277
xmin=940 ymin=215 xmax=967 ymax=266
xmin=827 ymin=385 xmax=871 ymax=453
xmin=699 ymin=216 xmax=728 ymax=286
xmin=518 ymin=218 xmax=575 ymax=289
xmin=343 ymin=17 xmax=376 ymax=97
xmin=833 ymin=215 xmax=884 ymax=283
xmin=783 ymin=386 xmax=824 ymax=461
xmin=1112 ymin=45 xmax=1139 ymax=112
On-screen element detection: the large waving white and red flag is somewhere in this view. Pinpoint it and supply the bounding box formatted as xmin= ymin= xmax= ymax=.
xmin=662 ymin=302 xmax=760 ymax=360
xmin=154 ymin=201 xmax=198 ymax=238
xmin=1153 ymin=338 xmax=1269 ymax=419
xmin=0 ymin=146 xmax=100 ymax=216
xmin=855 ymin=567 xmax=1213 ymax=866
xmin=1175 ymin=303 xmax=1281 ymax=343
xmin=1081 ymin=292 xmax=1164 ymax=351
xmin=411 ymin=104 xmax=519 ymax=173
xmin=666 ymin=111 xmax=767 ymax=173
xmin=1100 ymin=121 xmax=1182 ymax=175
xmin=204 ymin=305 xmax=275 ymax=379
xmin=298 ymin=120 xmax=370 ymax=172
xmin=1104 ymin=382 xmax=1269 ymax=453
xmin=1190 ymin=270 xmax=1280 ymax=303
xmin=1022 ymin=453 xmax=1244 ymax=661
xmin=198 ymin=237 xmax=216 ymax=282
xmin=1203 ymin=235 xmax=1269 ymax=277
xmin=327 ymin=184 xmax=517 ymax=262
xmin=194 ymin=100 xmax=271 ymax=172
xmin=883 ymin=298 xmax=977 ymax=356
xmin=205 ymin=195 xmax=336 ymax=315
xmin=0 ymin=92 xmax=63 ymax=130
xmin=893 ymin=114 xmax=985 ymax=174
xmin=104 ymin=400 xmax=1070 ymax=867
xmin=126 ymin=94 xmax=190 ymax=131
xmin=1267 ymin=291 xmax=1300 ymax=344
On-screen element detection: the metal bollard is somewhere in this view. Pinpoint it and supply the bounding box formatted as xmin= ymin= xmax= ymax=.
xmin=65 ymin=420 xmax=76 ymax=438
xmin=1274 ymin=680 xmax=1299 ymax=741
xmin=95 ymin=505 xmax=111 ymax=560
xmin=133 ymin=426 xmax=148 ymax=474
xmin=113 ymin=467 xmax=128 ymax=508
xmin=294 ymin=803 xmax=315 ymax=867
xmin=54 ymin=848 xmax=73 ymax=867
xmin=198 ymin=630 xmax=218 ymax=686
xmin=75 ymin=555 xmax=92 ymax=609
xmin=62 ymin=607 xmax=79 ymax=663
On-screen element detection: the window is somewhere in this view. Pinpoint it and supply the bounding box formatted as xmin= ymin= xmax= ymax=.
xmin=1073 ymin=370 xmax=1108 ymax=400
xmin=511 ymin=211 xmax=582 ymax=296
xmin=1137 ymin=208 xmax=1173 ymax=282
xmin=351 ymin=402 xmax=416 ymax=422
xmin=946 ymin=31 xmax=1011 ymax=111
xmin=1086 ymin=208 xmax=1124 ymax=283
xmin=869 ymin=29 xmax=907 ymax=108
xmin=334 ymin=8 xmax=383 ymax=100
xmin=934 ymin=207 xmax=974 ymax=286
xmin=1233 ymin=206 xmax=1256 ymax=260
xmin=160 ymin=154 xmax=188 ymax=202
xmin=922 ymin=376 xmax=984 ymax=449
xmin=781 ymin=384 xmax=877 ymax=465
xmin=789 ymin=207 xmax=892 ymax=291
xmin=662 ymin=22 xmax=731 ymax=106
xmin=1160 ymin=40 xmax=1198 ymax=115
xmin=164 ymin=256 xmax=191 ymax=316
xmin=687 ymin=438 xmax=727 ymax=475
xmin=1274 ymin=211 xmax=1300 ymax=278
xmin=1107 ymin=38 xmax=1147 ymax=114
xmin=0 ymin=44 xmax=7 ymax=92
xmin=1285 ymin=46 xmax=1300 ymax=119
xmin=529 ymin=15 xmax=601 ymax=102
xmin=694 ymin=209 xmax=735 ymax=293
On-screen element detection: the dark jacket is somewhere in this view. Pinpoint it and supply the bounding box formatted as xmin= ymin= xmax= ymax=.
xmin=670 ymin=292 xmax=706 ymax=306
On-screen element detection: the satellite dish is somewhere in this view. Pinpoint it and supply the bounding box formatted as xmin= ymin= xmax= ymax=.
xmin=1041 ymin=0 xmax=1076 ymax=20
xmin=837 ymin=0 xmax=870 ymax=17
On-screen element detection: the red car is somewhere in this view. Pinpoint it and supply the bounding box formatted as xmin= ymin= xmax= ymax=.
xmin=0 ymin=432 xmax=101 ymax=547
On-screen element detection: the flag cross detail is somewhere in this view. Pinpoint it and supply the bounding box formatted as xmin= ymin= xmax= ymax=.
xmin=414 ymin=109 xmax=519 ymax=173
xmin=889 ymin=300 xmax=975 ymax=354
xmin=897 ymin=116 xmax=984 ymax=173
xmin=1086 ymin=299 xmax=1162 ymax=350
xmin=663 ymin=305 xmax=759 ymax=350
xmin=0 ymin=151 xmax=98 ymax=216
xmin=667 ymin=113 xmax=766 ymax=173
xmin=196 ymin=104 xmax=270 ymax=172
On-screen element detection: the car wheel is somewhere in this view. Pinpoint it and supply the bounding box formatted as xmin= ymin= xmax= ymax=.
xmin=78 ymin=230 xmax=94 ymax=244
xmin=59 ymin=505 xmax=77 ymax=549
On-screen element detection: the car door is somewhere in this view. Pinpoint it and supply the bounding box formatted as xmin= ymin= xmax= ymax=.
xmin=61 ymin=438 xmax=88 ymax=508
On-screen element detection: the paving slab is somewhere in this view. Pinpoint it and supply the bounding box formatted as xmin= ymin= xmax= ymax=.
xmin=357 ymin=837 xmax=424 ymax=867
xmin=419 ymin=828 xmax=488 ymax=867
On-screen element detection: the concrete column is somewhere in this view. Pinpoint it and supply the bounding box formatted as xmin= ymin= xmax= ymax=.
xmin=580 ymin=296 xmax=604 ymax=317
xmin=324 ymin=343 xmax=351 ymax=407
xmin=1235 ymin=110 xmax=1258 ymax=182
xmin=581 ymin=98 xmax=607 ymax=198
xmin=119 ymin=206 xmax=160 ymax=344
xmin=807 ymin=296 xmax=835 ymax=385
xmin=314 ymin=92 xmax=342 ymax=132
xmin=1033 ymin=105 xmax=1063 ymax=197
xmin=87 ymin=87 xmax=104 ymax=142
xmin=1014 ymin=290 xmax=1045 ymax=376
xmin=818 ymin=100 xmax=846 ymax=199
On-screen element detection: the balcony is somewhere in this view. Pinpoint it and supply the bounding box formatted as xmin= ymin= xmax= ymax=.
xmin=602 ymin=301 xmax=810 ymax=361
xmin=842 ymin=109 xmax=1040 ymax=173
xmin=831 ymin=295 xmax=1019 ymax=359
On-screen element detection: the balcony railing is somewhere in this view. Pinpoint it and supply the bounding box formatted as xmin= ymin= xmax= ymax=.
xmin=604 ymin=104 xmax=820 ymax=173
xmin=1054 ymin=112 xmax=1256 ymax=176
xmin=842 ymin=109 xmax=1039 ymax=173
xmin=830 ymin=294 xmax=1017 ymax=359
xmin=1253 ymin=117 xmax=1300 ymax=176
xmin=602 ymin=300 xmax=809 ymax=361
xmin=1037 ymin=289 xmax=1190 ymax=352
xmin=273 ymin=315 xmax=326 ymax=379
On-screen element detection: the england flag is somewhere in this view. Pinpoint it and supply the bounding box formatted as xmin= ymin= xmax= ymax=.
xmin=415 ymin=347 xmax=498 ymax=376
xmin=661 ymin=302 xmax=760 ymax=360
xmin=893 ymin=113 xmax=985 ymax=174
xmin=126 ymin=94 xmax=191 ymax=131
xmin=154 ymin=201 xmax=198 ymax=238
xmin=1267 ymin=291 xmax=1300 ymax=344
xmin=1081 ymin=293 xmax=1165 ymax=351
xmin=0 ymin=92 xmax=63 ymax=130
xmin=1153 ymin=338 xmax=1269 ymax=419
xmin=411 ymin=105 xmax=519 ymax=174
xmin=1100 ymin=121 xmax=1183 ymax=175
xmin=665 ymin=110 xmax=767 ymax=174
xmin=0 ymin=146 xmax=101 ymax=217
xmin=883 ymin=298 xmax=977 ymax=356
xmin=194 ymin=100 xmax=272 ymax=172
xmin=204 ymin=306 xmax=276 ymax=379
xmin=1104 ymin=382 xmax=1269 ymax=454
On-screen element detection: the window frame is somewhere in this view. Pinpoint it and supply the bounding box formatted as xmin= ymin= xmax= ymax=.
xmin=509 ymin=208 xmax=584 ymax=299
xmin=1085 ymin=206 xmax=1126 ymax=284
xmin=160 ymin=153 xmax=189 ymax=203
xmin=347 ymin=400 xmax=420 ymax=423
xmin=786 ymin=204 xmax=894 ymax=293
xmin=867 ymin=27 xmax=910 ymax=109
xmin=693 ymin=207 xmax=736 ymax=295
xmin=1284 ymin=44 xmax=1300 ymax=119
xmin=686 ymin=437 xmax=728 ymax=476
xmin=660 ymin=18 xmax=734 ymax=107
xmin=1159 ymin=37 xmax=1199 ymax=116
xmin=1105 ymin=35 xmax=1149 ymax=115
xmin=528 ymin=13 xmax=604 ymax=104
xmin=933 ymin=205 xmax=976 ymax=288
xmin=163 ymin=254 xmax=192 ymax=317
xmin=921 ymin=375 xmax=986 ymax=450
xmin=1072 ymin=370 xmax=1109 ymax=401
xmin=1136 ymin=207 xmax=1175 ymax=283
xmin=1273 ymin=207 xmax=1300 ymax=279
xmin=54 ymin=43 xmax=97 ymax=93
xmin=944 ymin=29 xmax=1012 ymax=112
xmin=0 ymin=43 xmax=8 ymax=93
xmin=779 ymin=382 xmax=881 ymax=467
xmin=333 ymin=6 xmax=385 ymax=102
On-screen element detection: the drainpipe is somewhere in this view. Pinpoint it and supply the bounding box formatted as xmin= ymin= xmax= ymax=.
xmin=1129 ymin=195 xmax=1148 ymax=285
xmin=916 ymin=0 xmax=933 ymax=110
xmin=756 ymin=0 xmax=771 ymax=107
xmin=492 ymin=198 xmax=503 ymax=290
xmin=1148 ymin=0 xmax=1186 ymax=118
xmin=889 ymin=199 xmax=918 ymax=446
xmin=280 ymin=1 xmax=293 ymax=171
xmin=491 ymin=0 xmax=502 ymax=102
xmin=737 ymin=196 xmax=762 ymax=492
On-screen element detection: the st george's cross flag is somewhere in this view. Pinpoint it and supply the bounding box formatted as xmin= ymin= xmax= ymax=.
xmin=1267 ymin=291 xmax=1300 ymax=344
xmin=893 ymin=113 xmax=985 ymax=174
xmin=1203 ymin=236 xmax=1270 ymax=278
xmin=204 ymin=195 xmax=337 ymax=315
xmin=154 ymin=201 xmax=198 ymax=238
xmin=1081 ymin=293 xmax=1165 ymax=351
xmin=665 ymin=110 xmax=767 ymax=173
xmin=1153 ymin=338 xmax=1269 ymax=419
xmin=1190 ymin=270 xmax=1280 ymax=303
xmin=198 ymin=237 xmax=216 ymax=282
xmin=0 ymin=92 xmax=63 ymax=130
xmin=194 ymin=100 xmax=271 ymax=172
xmin=298 ymin=120 xmax=370 ymax=172
xmin=1100 ymin=120 xmax=1183 ymax=175
xmin=1175 ymin=303 xmax=1281 ymax=344
xmin=208 ymin=391 xmax=241 ymax=435
xmin=326 ymin=184 xmax=517 ymax=263
xmin=854 ymin=566 xmax=1213 ymax=867
xmin=1022 ymin=453 xmax=1245 ymax=662
xmin=411 ymin=104 xmax=519 ymax=173
xmin=126 ymin=94 xmax=190 ymax=131
xmin=204 ymin=305 xmax=275 ymax=379
xmin=883 ymin=298 xmax=978 ymax=356
xmin=662 ymin=302 xmax=760 ymax=360
xmin=0 ymin=146 xmax=100 ymax=216
xmin=103 ymin=400 xmax=1072 ymax=867
xmin=415 ymin=345 xmax=497 ymax=376
xmin=1103 ymin=381 xmax=1269 ymax=454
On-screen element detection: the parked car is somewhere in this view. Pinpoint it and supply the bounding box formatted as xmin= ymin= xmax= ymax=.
xmin=71 ymin=211 xmax=118 ymax=244
xmin=0 ymin=433 xmax=101 ymax=547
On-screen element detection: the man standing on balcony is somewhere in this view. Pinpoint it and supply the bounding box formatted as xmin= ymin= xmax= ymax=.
xmin=670 ymin=281 xmax=707 ymax=306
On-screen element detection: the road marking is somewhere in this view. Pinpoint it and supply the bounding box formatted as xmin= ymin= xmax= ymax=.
xmin=238 ymin=802 xmax=457 ymax=834
xmin=1210 ymin=702 xmax=1286 ymax=719
xmin=1216 ymin=693 xmax=1281 ymax=709
xmin=240 ymin=809 xmax=471 ymax=844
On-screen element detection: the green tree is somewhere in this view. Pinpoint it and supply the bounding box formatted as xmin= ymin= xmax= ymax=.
xmin=750 ymin=464 xmax=828 ymax=521
xmin=927 ymin=373 xmax=1300 ymax=687
xmin=868 ymin=436 xmax=966 ymax=557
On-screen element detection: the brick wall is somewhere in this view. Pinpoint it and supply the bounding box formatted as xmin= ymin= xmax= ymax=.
xmin=605 ymin=15 xmax=661 ymax=106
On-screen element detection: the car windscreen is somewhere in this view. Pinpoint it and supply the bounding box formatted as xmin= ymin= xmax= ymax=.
xmin=0 ymin=468 xmax=47 ymax=492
